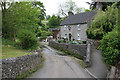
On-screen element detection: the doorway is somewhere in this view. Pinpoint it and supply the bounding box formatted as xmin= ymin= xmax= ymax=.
xmin=69 ymin=33 xmax=72 ymax=41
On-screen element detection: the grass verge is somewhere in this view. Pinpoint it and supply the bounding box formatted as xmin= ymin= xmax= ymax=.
xmin=71 ymin=57 xmax=85 ymax=68
xmin=2 ymin=45 xmax=33 ymax=59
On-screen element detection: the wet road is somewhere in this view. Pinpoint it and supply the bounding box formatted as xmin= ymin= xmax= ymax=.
xmin=29 ymin=42 xmax=91 ymax=78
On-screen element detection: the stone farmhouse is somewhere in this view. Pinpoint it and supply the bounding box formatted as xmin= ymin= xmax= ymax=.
xmin=58 ymin=11 xmax=96 ymax=43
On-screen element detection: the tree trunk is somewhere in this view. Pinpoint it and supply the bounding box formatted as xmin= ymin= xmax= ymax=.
xmin=13 ymin=28 xmax=16 ymax=41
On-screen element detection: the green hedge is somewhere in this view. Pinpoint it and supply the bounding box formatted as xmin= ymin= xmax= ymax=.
xmin=100 ymin=27 xmax=120 ymax=66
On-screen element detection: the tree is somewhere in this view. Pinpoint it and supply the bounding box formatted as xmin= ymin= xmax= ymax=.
xmin=1 ymin=1 xmax=12 ymax=39
xmin=86 ymin=3 xmax=119 ymax=39
xmin=86 ymin=1 xmax=120 ymax=11
xmin=32 ymin=1 xmax=46 ymax=26
xmin=46 ymin=15 xmax=51 ymax=20
xmin=48 ymin=15 xmax=61 ymax=28
xmin=2 ymin=1 xmax=46 ymax=41
xmin=10 ymin=2 xmax=40 ymax=40
xmin=39 ymin=30 xmax=52 ymax=40
xmin=119 ymin=7 xmax=120 ymax=26
xmin=58 ymin=0 xmax=84 ymax=17
xmin=32 ymin=2 xmax=46 ymax=20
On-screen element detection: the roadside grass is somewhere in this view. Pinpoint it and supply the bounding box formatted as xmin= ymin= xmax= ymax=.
xmin=2 ymin=45 xmax=33 ymax=59
xmin=71 ymin=57 xmax=85 ymax=68
xmin=16 ymin=53 xmax=45 ymax=79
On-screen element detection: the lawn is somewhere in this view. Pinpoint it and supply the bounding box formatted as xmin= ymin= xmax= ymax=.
xmin=2 ymin=45 xmax=33 ymax=59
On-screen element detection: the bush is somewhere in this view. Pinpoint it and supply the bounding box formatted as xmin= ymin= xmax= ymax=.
xmin=100 ymin=28 xmax=120 ymax=66
xmin=17 ymin=30 xmax=38 ymax=50
xmin=58 ymin=40 xmax=62 ymax=43
xmin=2 ymin=38 xmax=16 ymax=46
xmin=63 ymin=39 xmax=66 ymax=43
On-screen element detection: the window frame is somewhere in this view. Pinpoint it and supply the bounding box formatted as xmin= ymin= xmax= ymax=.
xmin=77 ymin=34 xmax=81 ymax=40
xmin=64 ymin=25 xmax=67 ymax=30
xmin=77 ymin=24 xmax=80 ymax=30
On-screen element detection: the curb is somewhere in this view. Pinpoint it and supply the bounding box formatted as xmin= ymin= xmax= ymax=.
xmin=85 ymin=68 xmax=98 ymax=79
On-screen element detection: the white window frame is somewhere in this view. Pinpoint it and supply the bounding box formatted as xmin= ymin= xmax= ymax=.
xmin=77 ymin=34 xmax=81 ymax=40
xmin=64 ymin=25 xmax=67 ymax=30
xmin=64 ymin=34 xmax=67 ymax=38
xmin=77 ymin=24 xmax=80 ymax=30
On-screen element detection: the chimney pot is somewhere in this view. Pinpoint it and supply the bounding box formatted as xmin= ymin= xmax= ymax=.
xmin=68 ymin=11 xmax=74 ymax=16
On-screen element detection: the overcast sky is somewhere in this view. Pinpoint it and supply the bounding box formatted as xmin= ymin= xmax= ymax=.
xmin=40 ymin=0 xmax=91 ymax=16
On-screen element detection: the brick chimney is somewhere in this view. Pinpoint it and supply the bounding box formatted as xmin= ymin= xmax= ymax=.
xmin=68 ymin=11 xmax=74 ymax=16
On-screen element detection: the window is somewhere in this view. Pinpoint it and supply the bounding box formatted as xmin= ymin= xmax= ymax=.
xmin=64 ymin=34 xmax=67 ymax=38
xmin=77 ymin=34 xmax=81 ymax=40
xmin=68 ymin=26 xmax=71 ymax=31
xmin=64 ymin=25 xmax=67 ymax=30
xmin=77 ymin=24 xmax=80 ymax=30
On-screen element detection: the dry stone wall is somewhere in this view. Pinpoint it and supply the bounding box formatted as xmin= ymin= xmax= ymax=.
xmin=2 ymin=53 xmax=42 ymax=78
xmin=49 ymin=41 xmax=87 ymax=59
xmin=108 ymin=66 xmax=120 ymax=79
xmin=87 ymin=39 xmax=100 ymax=49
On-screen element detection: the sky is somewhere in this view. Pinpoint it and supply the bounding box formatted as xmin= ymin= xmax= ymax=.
xmin=40 ymin=0 xmax=91 ymax=16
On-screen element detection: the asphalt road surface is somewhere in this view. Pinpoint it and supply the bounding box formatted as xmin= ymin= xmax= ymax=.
xmin=29 ymin=42 xmax=91 ymax=78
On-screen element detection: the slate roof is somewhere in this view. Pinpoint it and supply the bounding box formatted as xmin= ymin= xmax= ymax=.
xmin=60 ymin=11 xmax=96 ymax=26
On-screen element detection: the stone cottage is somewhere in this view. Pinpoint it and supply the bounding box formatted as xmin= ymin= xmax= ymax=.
xmin=58 ymin=11 xmax=96 ymax=42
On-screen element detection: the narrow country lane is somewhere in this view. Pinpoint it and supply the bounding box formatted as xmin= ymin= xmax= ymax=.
xmin=29 ymin=42 xmax=91 ymax=78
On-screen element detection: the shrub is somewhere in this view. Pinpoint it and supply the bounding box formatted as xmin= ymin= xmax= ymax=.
xmin=2 ymin=38 xmax=16 ymax=46
xmin=17 ymin=30 xmax=38 ymax=50
xmin=100 ymin=28 xmax=120 ymax=66
xmin=58 ymin=40 xmax=62 ymax=43
xmin=63 ymin=39 xmax=66 ymax=43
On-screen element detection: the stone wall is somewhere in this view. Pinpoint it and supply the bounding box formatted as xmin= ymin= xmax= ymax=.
xmin=2 ymin=52 xmax=42 ymax=78
xmin=108 ymin=66 xmax=120 ymax=79
xmin=49 ymin=41 xmax=87 ymax=59
xmin=87 ymin=39 xmax=100 ymax=49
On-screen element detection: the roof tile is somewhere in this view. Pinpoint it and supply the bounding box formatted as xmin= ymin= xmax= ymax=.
xmin=60 ymin=11 xmax=96 ymax=26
